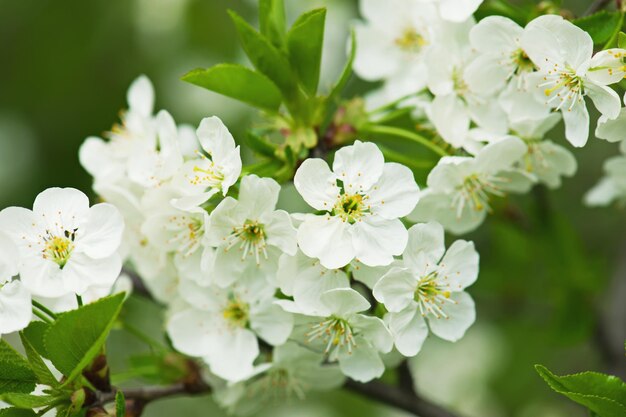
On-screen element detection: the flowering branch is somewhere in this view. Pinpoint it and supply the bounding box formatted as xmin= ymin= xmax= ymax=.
xmin=344 ymin=379 xmax=462 ymax=417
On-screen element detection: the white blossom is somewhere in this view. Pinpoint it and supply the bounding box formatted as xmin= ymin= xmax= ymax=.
xmin=0 ymin=188 xmax=124 ymax=297
xmin=205 ymin=175 xmax=297 ymax=287
xmin=521 ymin=15 xmax=622 ymax=147
xmin=373 ymin=222 xmax=478 ymax=356
xmin=278 ymin=288 xmax=392 ymax=382
xmin=409 ymin=137 xmax=529 ymax=234
xmin=167 ymin=278 xmax=293 ymax=382
xmin=294 ymin=140 xmax=419 ymax=268
xmin=171 ymin=116 xmax=242 ymax=211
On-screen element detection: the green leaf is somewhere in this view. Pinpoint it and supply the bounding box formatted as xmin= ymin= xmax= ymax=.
xmin=21 ymin=322 xmax=49 ymax=358
xmin=0 ymin=393 xmax=59 ymax=409
xmin=44 ymin=293 xmax=125 ymax=384
xmin=259 ymin=0 xmax=286 ymax=47
xmin=328 ymin=29 xmax=356 ymax=103
xmin=536 ymin=365 xmax=626 ymax=417
xmin=287 ymin=8 xmax=326 ymax=95
xmin=228 ymin=10 xmax=296 ymax=97
xmin=618 ymin=31 xmax=626 ymax=49
xmin=246 ymin=130 xmax=279 ymax=158
xmin=115 ymin=390 xmax=126 ymax=416
xmin=0 ymin=408 xmax=37 ymax=417
xmin=0 ymin=340 xmax=37 ymax=395
xmin=19 ymin=334 xmax=58 ymax=388
xmin=182 ymin=64 xmax=283 ymax=112
xmin=572 ymin=11 xmax=623 ymax=45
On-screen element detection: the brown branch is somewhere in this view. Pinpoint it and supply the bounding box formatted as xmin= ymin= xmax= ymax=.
xmin=121 ymin=266 xmax=154 ymax=301
xmin=345 ymin=379 xmax=462 ymax=417
xmin=584 ymin=0 xmax=614 ymax=15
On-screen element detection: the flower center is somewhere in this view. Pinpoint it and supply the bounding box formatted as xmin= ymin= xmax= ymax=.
xmin=451 ymin=174 xmax=504 ymax=217
xmin=43 ymin=235 xmax=75 ymax=268
xmin=395 ymin=28 xmax=427 ymax=52
xmin=188 ymin=151 xmax=225 ymax=189
xmin=225 ymin=220 xmax=268 ymax=264
xmin=540 ymin=66 xmax=584 ymax=111
xmin=452 ymin=67 xmax=469 ymax=96
xmin=414 ymin=272 xmax=456 ymax=319
xmin=222 ymin=297 xmax=250 ymax=328
xmin=305 ymin=317 xmax=356 ymax=355
xmin=511 ymin=48 xmax=534 ymax=75
xmin=167 ymin=215 xmax=204 ymax=257
xmin=333 ymin=193 xmax=367 ymax=224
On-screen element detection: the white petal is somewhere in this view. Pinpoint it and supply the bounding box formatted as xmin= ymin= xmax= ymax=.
xmin=250 ymin=303 xmax=293 ymax=346
xmin=351 ymin=314 xmax=393 ymax=353
xmin=427 ymin=291 xmax=475 ymax=341
xmin=338 ymin=339 xmax=385 ymax=382
xmin=385 ymin=308 xmax=428 ymax=357
xmin=403 ymin=222 xmax=445 ymax=273
xmin=464 ymin=55 xmax=511 ymax=95
xmin=80 ymin=203 xmax=124 ymax=259
xmin=62 ymin=253 xmax=122 ymax=295
xmin=0 ymin=281 xmax=32 ymax=335
xmin=588 ymin=49 xmax=626 ymax=85
xmin=469 ymin=15 xmax=522 ymax=54
xmin=372 ymin=268 xmax=416 ymax=313
xmin=320 ymin=288 xmax=370 ymax=317
xmin=239 ymin=175 xmax=280 ymax=216
xmin=297 ymin=215 xmax=355 ymax=269
xmin=208 ymin=328 xmax=259 ymax=382
xmin=439 ymin=240 xmax=479 ymax=290
xmin=294 ymin=159 xmax=340 ymax=211
xmin=352 ymin=217 xmax=408 ymax=267
xmin=475 ymin=136 xmax=527 ymax=173
xmin=596 ymin=109 xmax=626 ymax=143
xmin=368 ymin=163 xmax=419 ymax=219
xmin=438 ymin=0 xmax=482 ymax=22
xmin=586 ymin=83 xmax=621 ymax=120
xmin=33 ymin=187 xmax=90 ymax=226
xmin=196 ymin=116 xmax=237 ymax=161
xmin=0 ymin=233 xmax=19 ymax=282
xmin=562 ymin=102 xmax=589 ymax=147
xmin=167 ymin=308 xmax=217 ymax=357
xmin=332 ymin=140 xmax=385 ymax=194
xmin=584 ymin=177 xmax=620 ymax=206
xmin=429 ymin=94 xmax=470 ymax=148
xmin=127 ymin=75 xmax=154 ymax=117
xmin=265 ymin=210 xmax=297 ymax=255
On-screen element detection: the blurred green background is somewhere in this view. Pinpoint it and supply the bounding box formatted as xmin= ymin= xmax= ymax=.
xmin=1 ymin=1 xmax=625 ymax=416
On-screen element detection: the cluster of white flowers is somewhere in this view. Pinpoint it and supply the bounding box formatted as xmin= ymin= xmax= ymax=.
xmin=356 ymin=3 xmax=626 ymax=232
xmin=75 ymin=76 xmax=480 ymax=405
xmin=2 ymin=1 xmax=626 ymax=413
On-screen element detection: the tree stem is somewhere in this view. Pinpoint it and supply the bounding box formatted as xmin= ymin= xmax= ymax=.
xmin=32 ymin=300 xmax=57 ymax=320
xmin=361 ymin=124 xmax=449 ymax=157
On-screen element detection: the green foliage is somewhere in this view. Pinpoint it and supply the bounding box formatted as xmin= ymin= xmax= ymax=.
xmin=182 ymin=64 xmax=283 ymax=112
xmin=0 ymin=340 xmax=37 ymax=395
xmin=572 ymin=11 xmax=624 ymax=45
xmin=0 ymin=409 xmax=36 ymax=417
xmin=19 ymin=333 xmax=59 ymax=388
xmin=21 ymin=321 xmax=50 ymax=358
xmin=535 ymin=365 xmax=626 ymax=417
xmin=0 ymin=393 xmax=58 ymax=409
xmin=44 ymin=293 xmax=125 ymax=384
xmin=116 ymin=391 xmax=126 ymax=417
xmin=618 ymin=31 xmax=626 ymax=49
xmin=259 ymin=0 xmax=286 ymax=47
xmin=287 ymin=8 xmax=326 ymax=96
xmin=228 ymin=10 xmax=297 ymax=99
xmin=328 ymin=30 xmax=356 ymax=106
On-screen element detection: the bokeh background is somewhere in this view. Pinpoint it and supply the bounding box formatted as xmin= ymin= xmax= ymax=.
xmin=1 ymin=1 xmax=625 ymax=416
